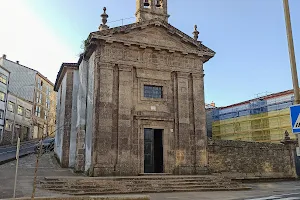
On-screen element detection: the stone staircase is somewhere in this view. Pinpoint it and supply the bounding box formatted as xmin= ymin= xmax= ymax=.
xmin=38 ymin=175 xmax=251 ymax=195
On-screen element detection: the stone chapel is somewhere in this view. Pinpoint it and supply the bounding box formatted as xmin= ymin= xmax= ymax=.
xmin=54 ymin=0 xmax=215 ymax=176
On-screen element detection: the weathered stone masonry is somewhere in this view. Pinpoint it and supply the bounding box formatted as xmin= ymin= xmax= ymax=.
xmin=208 ymin=139 xmax=297 ymax=178
xmin=54 ymin=0 xmax=216 ymax=176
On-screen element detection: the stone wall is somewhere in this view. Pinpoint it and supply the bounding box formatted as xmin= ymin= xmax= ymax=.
xmin=207 ymin=140 xmax=297 ymax=178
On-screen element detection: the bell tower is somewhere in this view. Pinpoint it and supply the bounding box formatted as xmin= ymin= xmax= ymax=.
xmin=136 ymin=0 xmax=169 ymax=22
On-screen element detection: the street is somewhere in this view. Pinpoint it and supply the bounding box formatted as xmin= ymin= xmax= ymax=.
xmin=0 ymin=141 xmax=37 ymax=163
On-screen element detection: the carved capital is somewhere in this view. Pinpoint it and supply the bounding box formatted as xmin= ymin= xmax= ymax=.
xmin=192 ymin=73 xmax=204 ymax=80
xmin=118 ymin=65 xmax=132 ymax=72
xmin=177 ymin=72 xmax=190 ymax=78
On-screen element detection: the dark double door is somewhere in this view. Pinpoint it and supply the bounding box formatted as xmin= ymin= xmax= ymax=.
xmin=144 ymin=128 xmax=163 ymax=173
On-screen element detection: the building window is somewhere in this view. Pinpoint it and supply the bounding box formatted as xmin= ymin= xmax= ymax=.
xmin=5 ymin=121 xmax=12 ymax=131
xmin=25 ymin=109 xmax=31 ymax=118
xmin=44 ymin=110 xmax=48 ymax=120
xmin=17 ymin=105 xmax=24 ymax=115
xmin=36 ymin=92 xmax=39 ymax=103
xmin=46 ymin=98 xmax=50 ymax=109
xmin=37 ymin=78 xmax=43 ymax=90
xmin=35 ymin=106 xmax=41 ymax=117
xmin=36 ymin=92 xmax=42 ymax=104
xmin=0 ymin=91 xmax=5 ymax=101
xmin=0 ymin=73 xmax=7 ymax=85
xmin=46 ymin=85 xmax=51 ymax=96
xmin=8 ymin=101 xmax=14 ymax=112
xmin=0 ymin=109 xmax=4 ymax=119
xmin=144 ymin=85 xmax=163 ymax=99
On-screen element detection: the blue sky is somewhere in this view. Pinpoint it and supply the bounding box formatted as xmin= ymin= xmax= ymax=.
xmin=0 ymin=0 xmax=299 ymax=107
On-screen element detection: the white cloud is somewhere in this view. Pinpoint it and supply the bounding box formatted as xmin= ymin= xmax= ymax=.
xmin=0 ymin=0 xmax=78 ymax=83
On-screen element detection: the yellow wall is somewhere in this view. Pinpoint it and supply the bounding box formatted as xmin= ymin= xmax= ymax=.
xmin=212 ymin=108 xmax=296 ymax=143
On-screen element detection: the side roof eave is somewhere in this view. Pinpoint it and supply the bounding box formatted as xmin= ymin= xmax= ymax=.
xmin=54 ymin=63 xmax=79 ymax=92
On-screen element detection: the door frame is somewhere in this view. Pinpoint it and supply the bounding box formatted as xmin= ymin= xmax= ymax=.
xmin=144 ymin=128 xmax=164 ymax=173
xmin=140 ymin=124 xmax=166 ymax=174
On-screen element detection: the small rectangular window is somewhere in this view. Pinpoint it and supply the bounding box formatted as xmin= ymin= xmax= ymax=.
xmin=37 ymin=78 xmax=43 ymax=90
xmin=144 ymin=85 xmax=163 ymax=99
xmin=0 ymin=91 xmax=5 ymax=101
xmin=17 ymin=105 xmax=24 ymax=115
xmin=0 ymin=74 xmax=7 ymax=85
xmin=46 ymin=98 xmax=50 ymax=109
xmin=39 ymin=93 xmax=42 ymax=103
xmin=8 ymin=101 xmax=14 ymax=112
xmin=35 ymin=106 xmax=40 ymax=117
xmin=36 ymin=92 xmax=42 ymax=104
xmin=44 ymin=110 xmax=48 ymax=120
xmin=5 ymin=121 xmax=12 ymax=131
xmin=25 ymin=109 xmax=31 ymax=118
xmin=46 ymin=85 xmax=51 ymax=96
xmin=0 ymin=109 xmax=4 ymax=119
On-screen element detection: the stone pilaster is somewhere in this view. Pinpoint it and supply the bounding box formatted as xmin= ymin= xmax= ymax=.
xmin=176 ymin=72 xmax=192 ymax=174
xmin=192 ymin=72 xmax=208 ymax=168
xmin=61 ymin=71 xmax=74 ymax=168
xmin=116 ymin=65 xmax=135 ymax=175
xmin=93 ymin=63 xmax=115 ymax=176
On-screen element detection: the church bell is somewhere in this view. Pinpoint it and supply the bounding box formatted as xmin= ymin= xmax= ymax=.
xmin=144 ymin=0 xmax=150 ymax=7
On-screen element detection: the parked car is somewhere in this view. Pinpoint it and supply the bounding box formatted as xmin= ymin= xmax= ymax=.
xmin=34 ymin=138 xmax=55 ymax=154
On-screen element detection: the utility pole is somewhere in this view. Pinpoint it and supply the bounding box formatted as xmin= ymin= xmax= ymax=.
xmin=283 ymin=0 xmax=300 ymax=148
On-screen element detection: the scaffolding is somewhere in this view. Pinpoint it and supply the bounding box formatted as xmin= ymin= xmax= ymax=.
xmin=212 ymin=93 xmax=297 ymax=143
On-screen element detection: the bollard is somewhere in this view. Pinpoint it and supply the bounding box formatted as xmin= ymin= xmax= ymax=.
xmin=13 ymin=137 xmax=21 ymax=198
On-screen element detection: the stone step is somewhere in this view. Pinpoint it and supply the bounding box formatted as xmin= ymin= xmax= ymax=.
xmin=60 ymin=186 xmax=252 ymax=196
xmin=40 ymin=181 xmax=239 ymax=189
xmin=138 ymin=173 xmax=172 ymax=176
xmin=43 ymin=175 xmax=220 ymax=181
xmin=39 ymin=179 xmax=234 ymax=188
xmin=39 ymin=175 xmax=250 ymax=194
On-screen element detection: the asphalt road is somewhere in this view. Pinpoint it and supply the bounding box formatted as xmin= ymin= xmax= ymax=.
xmin=0 ymin=141 xmax=37 ymax=163
xmin=244 ymin=193 xmax=300 ymax=199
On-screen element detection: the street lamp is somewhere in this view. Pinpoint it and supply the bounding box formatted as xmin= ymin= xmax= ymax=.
xmin=283 ymin=0 xmax=300 ymax=148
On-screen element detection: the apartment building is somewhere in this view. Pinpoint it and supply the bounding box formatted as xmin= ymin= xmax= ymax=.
xmin=0 ymin=54 xmax=56 ymax=139
xmin=4 ymin=92 xmax=33 ymax=144
xmin=0 ymin=64 xmax=9 ymax=144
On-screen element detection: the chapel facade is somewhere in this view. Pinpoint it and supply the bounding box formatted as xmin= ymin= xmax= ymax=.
xmin=54 ymin=0 xmax=215 ymax=176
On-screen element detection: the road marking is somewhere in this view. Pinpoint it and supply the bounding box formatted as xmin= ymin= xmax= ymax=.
xmin=246 ymin=194 xmax=300 ymax=200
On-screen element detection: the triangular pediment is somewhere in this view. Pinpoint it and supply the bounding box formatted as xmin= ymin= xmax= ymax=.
xmin=89 ymin=18 xmax=215 ymax=59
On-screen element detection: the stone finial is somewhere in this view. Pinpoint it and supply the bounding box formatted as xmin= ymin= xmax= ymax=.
xmin=281 ymin=130 xmax=296 ymax=145
xmin=193 ymin=25 xmax=199 ymax=41
xmin=99 ymin=7 xmax=109 ymax=31
xmin=284 ymin=130 xmax=291 ymax=140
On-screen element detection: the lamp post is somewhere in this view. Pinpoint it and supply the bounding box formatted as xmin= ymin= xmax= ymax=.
xmin=283 ymin=0 xmax=300 ymax=148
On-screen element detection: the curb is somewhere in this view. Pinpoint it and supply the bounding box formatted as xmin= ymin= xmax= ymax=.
xmin=0 ymin=152 xmax=34 ymax=165
xmin=232 ymin=177 xmax=299 ymax=183
xmin=0 ymin=139 xmax=39 ymax=149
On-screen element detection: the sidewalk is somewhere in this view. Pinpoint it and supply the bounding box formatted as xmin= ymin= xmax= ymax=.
xmin=0 ymin=153 xmax=77 ymax=199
